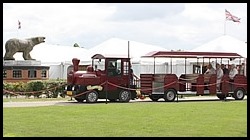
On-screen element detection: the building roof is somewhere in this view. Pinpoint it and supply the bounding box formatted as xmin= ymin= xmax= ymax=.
xmin=142 ymin=51 xmax=243 ymax=59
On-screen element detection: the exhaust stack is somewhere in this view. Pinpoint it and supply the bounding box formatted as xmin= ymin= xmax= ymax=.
xmin=72 ymin=58 xmax=80 ymax=72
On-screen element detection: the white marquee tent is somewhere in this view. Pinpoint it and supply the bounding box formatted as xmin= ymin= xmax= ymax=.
xmin=191 ymin=35 xmax=247 ymax=58
xmin=87 ymin=38 xmax=169 ymax=63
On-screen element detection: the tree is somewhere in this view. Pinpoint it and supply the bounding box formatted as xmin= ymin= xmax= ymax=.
xmin=73 ymin=43 xmax=80 ymax=47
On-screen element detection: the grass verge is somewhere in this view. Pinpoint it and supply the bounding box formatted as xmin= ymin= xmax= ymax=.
xmin=3 ymin=100 xmax=247 ymax=137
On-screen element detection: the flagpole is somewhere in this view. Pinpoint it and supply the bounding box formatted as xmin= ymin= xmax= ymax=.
xmin=224 ymin=18 xmax=226 ymax=35
xmin=224 ymin=9 xmax=227 ymax=35
xmin=17 ymin=29 xmax=19 ymax=38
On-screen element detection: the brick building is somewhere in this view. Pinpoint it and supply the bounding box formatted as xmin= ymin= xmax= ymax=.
xmin=3 ymin=60 xmax=50 ymax=83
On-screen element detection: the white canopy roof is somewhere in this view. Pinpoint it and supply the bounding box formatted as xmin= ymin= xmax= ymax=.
xmin=87 ymin=38 xmax=169 ymax=63
xmin=191 ymin=35 xmax=247 ymax=58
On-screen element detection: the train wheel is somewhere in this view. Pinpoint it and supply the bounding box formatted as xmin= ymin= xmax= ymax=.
xmin=216 ymin=94 xmax=226 ymax=100
xmin=119 ymin=90 xmax=131 ymax=102
xmin=109 ymin=99 xmax=117 ymax=102
xmin=233 ymin=88 xmax=245 ymax=100
xmin=75 ymin=98 xmax=84 ymax=103
xmin=164 ymin=89 xmax=176 ymax=102
xmin=86 ymin=90 xmax=98 ymax=103
xmin=149 ymin=95 xmax=159 ymax=101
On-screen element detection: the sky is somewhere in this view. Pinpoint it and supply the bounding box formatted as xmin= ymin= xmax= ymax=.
xmin=3 ymin=3 xmax=247 ymax=51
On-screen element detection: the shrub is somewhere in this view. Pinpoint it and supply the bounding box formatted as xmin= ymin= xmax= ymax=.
xmin=3 ymin=80 xmax=67 ymax=98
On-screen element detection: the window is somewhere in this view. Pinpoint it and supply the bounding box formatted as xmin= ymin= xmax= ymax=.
xmin=13 ymin=69 xmax=22 ymax=78
xmin=193 ymin=65 xmax=201 ymax=74
xmin=41 ymin=69 xmax=47 ymax=78
xmin=93 ymin=59 xmax=105 ymax=71
xmin=123 ymin=61 xmax=129 ymax=75
xmin=28 ymin=69 xmax=37 ymax=78
xmin=116 ymin=60 xmax=121 ymax=73
xmin=107 ymin=59 xmax=121 ymax=76
xmin=3 ymin=69 xmax=7 ymax=78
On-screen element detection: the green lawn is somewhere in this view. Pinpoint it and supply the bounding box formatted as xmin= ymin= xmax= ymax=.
xmin=3 ymin=100 xmax=247 ymax=137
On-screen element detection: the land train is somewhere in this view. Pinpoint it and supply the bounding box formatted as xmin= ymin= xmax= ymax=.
xmin=65 ymin=51 xmax=247 ymax=103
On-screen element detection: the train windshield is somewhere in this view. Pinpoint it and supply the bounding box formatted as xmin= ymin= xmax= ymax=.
xmin=93 ymin=59 xmax=105 ymax=71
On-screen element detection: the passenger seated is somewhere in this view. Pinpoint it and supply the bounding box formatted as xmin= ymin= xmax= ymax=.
xmin=204 ymin=63 xmax=216 ymax=74
xmin=238 ymin=63 xmax=245 ymax=75
xmin=229 ymin=64 xmax=238 ymax=81
xmin=221 ymin=64 xmax=229 ymax=75
xmin=204 ymin=63 xmax=216 ymax=90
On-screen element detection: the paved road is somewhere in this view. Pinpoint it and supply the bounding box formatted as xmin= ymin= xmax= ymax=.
xmin=3 ymin=96 xmax=247 ymax=108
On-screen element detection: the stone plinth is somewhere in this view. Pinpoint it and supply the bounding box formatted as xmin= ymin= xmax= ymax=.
xmin=3 ymin=60 xmax=41 ymax=66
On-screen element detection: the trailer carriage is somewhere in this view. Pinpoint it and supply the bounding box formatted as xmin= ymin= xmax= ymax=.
xmin=139 ymin=51 xmax=247 ymax=101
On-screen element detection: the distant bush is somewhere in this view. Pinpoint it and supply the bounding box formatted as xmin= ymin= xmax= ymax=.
xmin=43 ymin=80 xmax=66 ymax=98
xmin=3 ymin=79 xmax=66 ymax=98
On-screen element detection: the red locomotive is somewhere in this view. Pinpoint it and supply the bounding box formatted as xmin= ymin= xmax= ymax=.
xmin=65 ymin=54 xmax=138 ymax=103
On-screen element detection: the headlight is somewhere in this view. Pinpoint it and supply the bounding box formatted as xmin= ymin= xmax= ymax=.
xmin=72 ymin=86 xmax=75 ymax=91
xmin=65 ymin=86 xmax=67 ymax=90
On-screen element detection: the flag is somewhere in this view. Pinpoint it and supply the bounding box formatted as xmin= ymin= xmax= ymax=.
xmin=225 ymin=9 xmax=241 ymax=23
xmin=18 ymin=20 xmax=21 ymax=29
